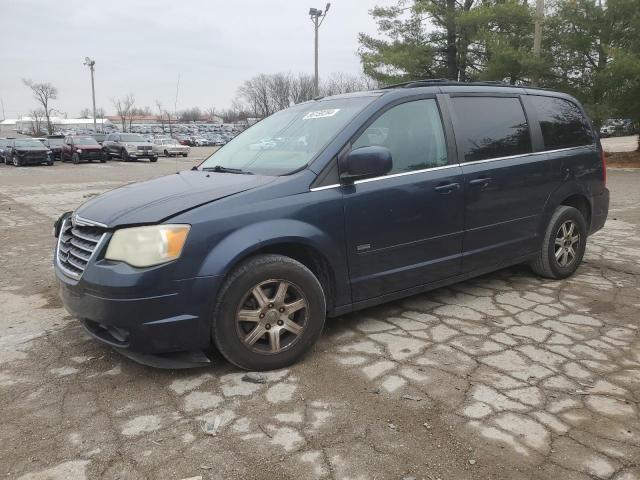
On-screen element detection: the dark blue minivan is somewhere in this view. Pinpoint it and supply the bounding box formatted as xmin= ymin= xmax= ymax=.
xmin=54 ymin=81 xmax=609 ymax=370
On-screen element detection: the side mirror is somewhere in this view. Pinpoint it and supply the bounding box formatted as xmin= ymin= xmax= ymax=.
xmin=339 ymin=146 xmax=392 ymax=183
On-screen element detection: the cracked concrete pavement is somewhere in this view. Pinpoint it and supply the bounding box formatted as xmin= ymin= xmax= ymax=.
xmin=1 ymin=152 xmax=639 ymax=479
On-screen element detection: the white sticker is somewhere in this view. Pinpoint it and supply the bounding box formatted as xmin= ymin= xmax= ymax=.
xmin=303 ymin=108 xmax=340 ymax=120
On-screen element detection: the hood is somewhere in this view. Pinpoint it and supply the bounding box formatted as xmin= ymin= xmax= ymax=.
xmin=76 ymin=145 xmax=102 ymax=150
xmin=76 ymin=170 xmax=275 ymax=228
xmin=17 ymin=146 xmax=48 ymax=152
xmin=123 ymin=141 xmax=151 ymax=146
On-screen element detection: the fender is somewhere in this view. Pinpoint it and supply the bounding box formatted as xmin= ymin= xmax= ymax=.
xmin=537 ymin=180 xmax=593 ymax=237
xmin=196 ymin=218 xmax=351 ymax=308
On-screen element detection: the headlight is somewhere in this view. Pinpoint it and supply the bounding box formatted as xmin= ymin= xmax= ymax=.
xmin=76 ymin=149 xmax=83 ymax=153
xmin=105 ymin=224 xmax=190 ymax=267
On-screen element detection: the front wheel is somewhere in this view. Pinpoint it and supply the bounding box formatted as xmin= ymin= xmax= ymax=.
xmin=530 ymin=205 xmax=587 ymax=279
xmin=121 ymin=149 xmax=130 ymax=162
xmin=213 ymin=254 xmax=326 ymax=371
xmin=13 ymin=155 xmax=22 ymax=167
xmin=72 ymin=153 xmax=80 ymax=165
xmin=150 ymin=156 xmax=158 ymax=163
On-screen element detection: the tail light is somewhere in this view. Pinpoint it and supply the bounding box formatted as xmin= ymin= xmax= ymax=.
xmin=600 ymin=149 xmax=607 ymax=186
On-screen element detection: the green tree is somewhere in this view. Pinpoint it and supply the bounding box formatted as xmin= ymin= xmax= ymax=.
xmin=358 ymin=0 xmax=545 ymax=85
xmin=544 ymin=0 xmax=640 ymax=127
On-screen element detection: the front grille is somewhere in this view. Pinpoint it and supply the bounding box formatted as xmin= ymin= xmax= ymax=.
xmin=83 ymin=150 xmax=103 ymax=159
xmin=57 ymin=219 xmax=106 ymax=279
xmin=137 ymin=145 xmax=152 ymax=151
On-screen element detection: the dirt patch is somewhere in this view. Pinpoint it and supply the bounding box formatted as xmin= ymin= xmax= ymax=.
xmin=605 ymin=150 xmax=640 ymax=168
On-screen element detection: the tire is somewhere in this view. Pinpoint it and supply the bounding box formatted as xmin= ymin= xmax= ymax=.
xmin=213 ymin=254 xmax=326 ymax=371
xmin=47 ymin=160 xmax=54 ymax=166
xmin=182 ymin=153 xmax=188 ymax=157
xmin=121 ymin=149 xmax=130 ymax=162
xmin=150 ymin=156 xmax=158 ymax=163
xmin=13 ymin=154 xmax=22 ymax=167
xmin=164 ymin=149 xmax=170 ymax=157
xmin=72 ymin=152 xmax=80 ymax=165
xmin=530 ymin=206 xmax=587 ymax=279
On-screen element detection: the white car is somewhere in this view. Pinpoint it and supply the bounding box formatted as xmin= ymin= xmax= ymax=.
xmin=152 ymin=138 xmax=190 ymax=157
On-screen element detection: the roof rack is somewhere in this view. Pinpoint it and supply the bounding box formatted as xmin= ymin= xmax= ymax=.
xmin=380 ymin=79 xmax=525 ymax=89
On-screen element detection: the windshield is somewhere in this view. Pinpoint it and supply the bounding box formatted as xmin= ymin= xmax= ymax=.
xmin=200 ymin=95 xmax=376 ymax=175
xmin=15 ymin=139 xmax=44 ymax=148
xmin=47 ymin=138 xmax=64 ymax=145
xmin=74 ymin=137 xmax=99 ymax=145
xmin=120 ymin=134 xmax=146 ymax=142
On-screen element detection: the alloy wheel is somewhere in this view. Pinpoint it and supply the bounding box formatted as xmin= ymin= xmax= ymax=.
xmin=554 ymin=220 xmax=580 ymax=267
xmin=235 ymin=279 xmax=308 ymax=354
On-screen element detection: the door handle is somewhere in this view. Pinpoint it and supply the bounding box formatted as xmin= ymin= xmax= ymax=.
xmin=469 ymin=177 xmax=492 ymax=188
xmin=434 ymin=182 xmax=460 ymax=193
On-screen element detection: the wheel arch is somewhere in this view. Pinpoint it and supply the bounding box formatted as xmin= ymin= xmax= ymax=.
xmin=197 ymin=219 xmax=349 ymax=313
xmin=538 ymin=183 xmax=593 ymax=237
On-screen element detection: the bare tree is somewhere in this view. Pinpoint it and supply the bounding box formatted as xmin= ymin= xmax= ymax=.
xmin=79 ymin=108 xmax=91 ymax=119
xmin=238 ymin=74 xmax=274 ymax=118
xmin=111 ymin=94 xmax=135 ymax=132
xmin=290 ymin=73 xmax=316 ymax=104
xmin=269 ymin=73 xmax=293 ymax=111
xmin=204 ymin=107 xmax=218 ymax=122
xmin=22 ymin=79 xmax=58 ymax=134
xmin=28 ymin=108 xmax=45 ymax=136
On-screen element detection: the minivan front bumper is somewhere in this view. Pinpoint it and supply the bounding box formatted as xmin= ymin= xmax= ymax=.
xmin=55 ymin=263 xmax=222 ymax=355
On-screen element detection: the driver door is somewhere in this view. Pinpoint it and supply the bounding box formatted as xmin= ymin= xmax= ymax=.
xmin=342 ymin=98 xmax=464 ymax=302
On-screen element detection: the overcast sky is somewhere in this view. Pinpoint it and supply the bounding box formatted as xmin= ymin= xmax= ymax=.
xmin=0 ymin=0 xmax=397 ymax=119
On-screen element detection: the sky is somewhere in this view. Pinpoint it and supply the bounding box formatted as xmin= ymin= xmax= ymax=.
xmin=0 ymin=0 xmax=397 ymax=119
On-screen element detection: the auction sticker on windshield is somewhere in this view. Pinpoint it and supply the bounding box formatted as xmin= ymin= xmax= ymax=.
xmin=303 ymin=109 xmax=340 ymax=120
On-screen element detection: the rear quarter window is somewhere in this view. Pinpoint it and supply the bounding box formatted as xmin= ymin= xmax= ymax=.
xmin=451 ymin=96 xmax=532 ymax=162
xmin=529 ymin=96 xmax=594 ymax=150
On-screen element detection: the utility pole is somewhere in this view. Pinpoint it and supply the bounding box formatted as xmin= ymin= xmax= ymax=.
xmin=84 ymin=57 xmax=97 ymax=132
xmin=532 ymin=0 xmax=544 ymax=86
xmin=309 ymin=3 xmax=331 ymax=96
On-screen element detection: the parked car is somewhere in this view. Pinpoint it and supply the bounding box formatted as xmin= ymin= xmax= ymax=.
xmin=60 ymin=135 xmax=107 ymax=164
xmin=152 ymin=138 xmax=190 ymax=157
xmin=44 ymin=135 xmax=66 ymax=160
xmin=102 ymin=133 xmax=158 ymax=162
xmin=5 ymin=138 xmax=52 ymax=166
xmin=54 ymin=81 xmax=608 ymax=370
xmin=91 ymin=133 xmax=108 ymax=145
xmin=0 ymin=138 xmax=9 ymax=163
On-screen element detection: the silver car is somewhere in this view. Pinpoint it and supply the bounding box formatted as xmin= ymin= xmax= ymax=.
xmin=152 ymin=138 xmax=190 ymax=157
xmin=102 ymin=133 xmax=158 ymax=162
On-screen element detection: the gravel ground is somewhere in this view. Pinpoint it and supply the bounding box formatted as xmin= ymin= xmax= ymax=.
xmin=1 ymin=153 xmax=639 ymax=480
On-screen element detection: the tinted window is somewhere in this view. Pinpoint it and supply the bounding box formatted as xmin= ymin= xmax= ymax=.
xmin=452 ymin=97 xmax=532 ymax=162
xmin=352 ymin=99 xmax=447 ymax=174
xmin=530 ymin=96 xmax=594 ymax=150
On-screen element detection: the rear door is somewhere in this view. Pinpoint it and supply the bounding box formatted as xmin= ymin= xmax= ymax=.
xmin=342 ymin=97 xmax=465 ymax=302
xmin=449 ymin=95 xmax=551 ymax=272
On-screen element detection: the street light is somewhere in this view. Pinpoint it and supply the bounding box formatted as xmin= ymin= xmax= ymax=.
xmin=83 ymin=57 xmax=97 ymax=132
xmin=309 ymin=3 xmax=331 ymax=96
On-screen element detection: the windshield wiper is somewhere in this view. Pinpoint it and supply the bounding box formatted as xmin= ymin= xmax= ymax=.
xmin=201 ymin=165 xmax=253 ymax=174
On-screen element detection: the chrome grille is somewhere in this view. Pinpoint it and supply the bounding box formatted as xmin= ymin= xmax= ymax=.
xmin=137 ymin=145 xmax=152 ymax=151
xmin=57 ymin=219 xmax=106 ymax=279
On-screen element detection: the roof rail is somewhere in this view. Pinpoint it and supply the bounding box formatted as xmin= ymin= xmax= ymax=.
xmin=380 ymin=79 xmax=529 ymax=89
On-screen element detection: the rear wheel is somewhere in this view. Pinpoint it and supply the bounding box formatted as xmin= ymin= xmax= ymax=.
xmin=531 ymin=205 xmax=587 ymax=279
xmin=213 ymin=254 xmax=326 ymax=371
xmin=150 ymin=156 xmax=158 ymax=163
xmin=13 ymin=155 xmax=22 ymax=167
xmin=72 ymin=152 xmax=80 ymax=165
xmin=121 ymin=149 xmax=130 ymax=162
xmin=164 ymin=149 xmax=170 ymax=157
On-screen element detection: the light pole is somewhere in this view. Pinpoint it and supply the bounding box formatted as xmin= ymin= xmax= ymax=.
xmin=84 ymin=57 xmax=97 ymax=132
xmin=309 ymin=3 xmax=330 ymax=97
